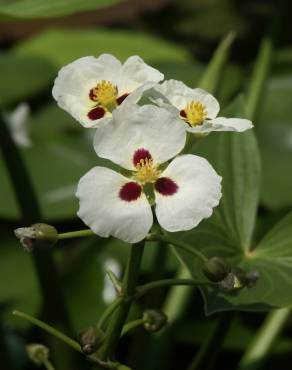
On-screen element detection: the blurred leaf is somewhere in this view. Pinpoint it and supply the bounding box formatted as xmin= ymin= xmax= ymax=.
xmin=14 ymin=28 xmax=190 ymax=68
xmin=257 ymin=74 xmax=292 ymax=209
xmin=0 ymin=230 xmax=40 ymax=326
xmin=0 ymin=105 xmax=112 ymax=220
xmin=0 ymin=54 xmax=55 ymax=106
xmin=0 ymin=0 xmax=122 ymax=19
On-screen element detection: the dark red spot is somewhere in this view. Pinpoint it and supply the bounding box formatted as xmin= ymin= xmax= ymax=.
xmin=133 ymin=148 xmax=152 ymax=167
xmin=119 ymin=182 xmax=142 ymax=202
xmin=116 ymin=93 xmax=129 ymax=105
xmin=180 ymin=109 xmax=187 ymax=118
xmin=89 ymin=88 xmax=97 ymax=101
xmin=155 ymin=177 xmax=178 ymax=196
xmin=87 ymin=107 xmax=106 ymax=120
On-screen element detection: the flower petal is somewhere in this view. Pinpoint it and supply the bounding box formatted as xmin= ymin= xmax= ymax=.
xmin=94 ymin=104 xmax=186 ymax=170
xmin=52 ymin=55 xmax=122 ymax=128
xmin=208 ymin=117 xmax=254 ymax=132
xmin=155 ymin=154 xmax=222 ymax=232
xmin=153 ymin=80 xmax=220 ymax=118
xmin=118 ymin=56 xmax=164 ymax=96
xmin=76 ymin=167 xmax=153 ymax=243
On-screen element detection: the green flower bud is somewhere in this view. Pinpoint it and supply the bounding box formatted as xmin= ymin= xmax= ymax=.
xmin=143 ymin=309 xmax=167 ymax=333
xmin=26 ymin=343 xmax=49 ymax=366
xmin=203 ymin=257 xmax=231 ymax=282
xmin=14 ymin=223 xmax=58 ymax=252
xmin=219 ymin=267 xmax=260 ymax=291
xmin=79 ymin=326 xmax=105 ymax=355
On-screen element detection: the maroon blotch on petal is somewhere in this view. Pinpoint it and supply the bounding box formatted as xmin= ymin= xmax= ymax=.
xmin=180 ymin=109 xmax=187 ymax=118
xmin=87 ymin=107 xmax=106 ymax=120
xmin=119 ymin=182 xmax=142 ymax=202
xmin=155 ymin=177 xmax=178 ymax=196
xmin=116 ymin=93 xmax=129 ymax=105
xmin=133 ymin=148 xmax=152 ymax=167
xmin=89 ymin=88 xmax=97 ymax=101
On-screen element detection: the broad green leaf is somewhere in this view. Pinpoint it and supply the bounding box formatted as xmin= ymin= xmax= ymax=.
xmin=0 ymin=0 xmax=122 ymax=19
xmin=14 ymin=28 xmax=190 ymax=68
xmin=0 ymin=54 xmax=55 ymax=106
xmin=257 ymin=74 xmax=292 ymax=209
xmin=194 ymin=97 xmax=261 ymax=250
xmin=0 ymin=105 xmax=112 ymax=220
xmin=176 ymin=98 xmax=292 ymax=312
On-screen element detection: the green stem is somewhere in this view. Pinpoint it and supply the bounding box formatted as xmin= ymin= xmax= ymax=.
xmin=237 ymin=308 xmax=290 ymax=370
xmin=187 ymin=312 xmax=233 ymax=370
xmin=147 ymin=234 xmax=208 ymax=262
xmin=135 ymin=278 xmax=209 ymax=300
xmin=43 ymin=359 xmax=56 ymax=370
xmin=0 ymin=115 xmax=70 ymax=330
xmin=98 ymin=241 xmax=145 ymax=361
xmin=121 ymin=319 xmax=146 ymax=337
xmin=58 ymin=229 xmax=95 ymax=239
xmin=97 ymin=297 xmax=124 ymax=330
xmin=12 ymin=310 xmax=81 ymax=353
xmin=198 ymin=32 xmax=235 ymax=94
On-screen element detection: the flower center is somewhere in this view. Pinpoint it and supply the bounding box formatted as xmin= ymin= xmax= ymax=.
xmin=135 ymin=158 xmax=161 ymax=185
xmin=180 ymin=101 xmax=207 ymax=126
xmin=90 ymin=80 xmax=118 ymax=110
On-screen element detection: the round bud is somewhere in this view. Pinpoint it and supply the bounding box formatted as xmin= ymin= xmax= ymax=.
xmin=203 ymin=257 xmax=231 ymax=282
xmin=14 ymin=223 xmax=58 ymax=252
xmin=79 ymin=326 xmax=105 ymax=355
xmin=143 ymin=309 xmax=167 ymax=333
xmin=26 ymin=343 xmax=49 ymax=366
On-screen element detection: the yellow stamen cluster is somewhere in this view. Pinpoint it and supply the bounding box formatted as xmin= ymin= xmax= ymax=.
xmin=183 ymin=101 xmax=207 ymax=126
xmin=135 ymin=158 xmax=161 ymax=185
xmin=91 ymin=80 xmax=118 ymax=110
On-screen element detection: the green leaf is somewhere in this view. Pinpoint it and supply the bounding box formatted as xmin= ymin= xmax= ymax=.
xmin=0 ymin=54 xmax=55 ymax=106
xmin=14 ymin=28 xmax=190 ymax=68
xmin=0 ymin=0 xmax=122 ymax=19
xmin=257 ymin=74 xmax=292 ymax=209
xmin=194 ymin=97 xmax=261 ymax=250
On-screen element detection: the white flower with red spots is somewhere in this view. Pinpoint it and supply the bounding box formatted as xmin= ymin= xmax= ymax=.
xmin=76 ymin=104 xmax=222 ymax=243
xmin=52 ymin=54 xmax=163 ymax=128
xmin=153 ymin=80 xmax=253 ymax=133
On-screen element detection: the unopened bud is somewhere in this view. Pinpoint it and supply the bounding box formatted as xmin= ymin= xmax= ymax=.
xmin=219 ymin=267 xmax=260 ymax=291
xmin=203 ymin=257 xmax=231 ymax=282
xmin=143 ymin=310 xmax=167 ymax=333
xmin=26 ymin=343 xmax=49 ymax=366
xmin=14 ymin=223 xmax=58 ymax=252
xmin=79 ymin=326 xmax=105 ymax=355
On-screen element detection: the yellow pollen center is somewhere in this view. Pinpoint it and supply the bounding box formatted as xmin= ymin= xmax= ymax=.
xmin=91 ymin=80 xmax=118 ymax=110
xmin=183 ymin=101 xmax=207 ymax=126
xmin=135 ymin=158 xmax=161 ymax=185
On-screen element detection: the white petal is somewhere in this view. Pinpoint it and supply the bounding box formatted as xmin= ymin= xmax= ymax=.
xmin=94 ymin=104 xmax=186 ymax=170
xmin=155 ymin=155 xmax=222 ymax=232
xmin=118 ymin=56 xmax=163 ymax=95
xmin=52 ymin=55 xmax=122 ymax=128
xmin=5 ymin=103 xmax=31 ymax=148
xmin=153 ymin=80 xmax=220 ymax=118
xmin=208 ymin=117 xmax=254 ymax=132
xmin=76 ymin=167 xmax=153 ymax=243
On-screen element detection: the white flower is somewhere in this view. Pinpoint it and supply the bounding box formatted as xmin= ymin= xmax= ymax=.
xmin=76 ymin=104 xmax=222 ymax=243
xmin=153 ymin=79 xmax=253 ymax=133
xmin=5 ymin=103 xmax=31 ymax=148
xmin=52 ymin=54 xmax=164 ymax=128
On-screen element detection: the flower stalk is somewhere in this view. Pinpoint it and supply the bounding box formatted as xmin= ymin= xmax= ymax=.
xmin=98 ymin=241 xmax=145 ymax=361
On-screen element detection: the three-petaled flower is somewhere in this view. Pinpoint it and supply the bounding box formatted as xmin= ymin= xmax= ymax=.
xmin=153 ymin=79 xmax=253 ymax=133
xmin=52 ymin=54 xmax=163 ymax=128
xmin=76 ymin=104 xmax=222 ymax=243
